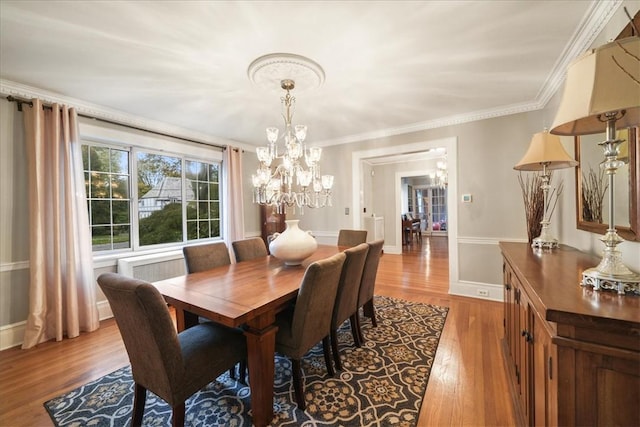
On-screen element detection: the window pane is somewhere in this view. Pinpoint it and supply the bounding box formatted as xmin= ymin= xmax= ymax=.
xmin=111 ymin=150 xmax=129 ymax=174
xmin=91 ymin=200 xmax=111 ymax=225
xmin=89 ymin=146 xmax=110 ymax=172
xmin=186 ymin=201 xmax=197 ymax=220
xmin=90 ymin=172 xmax=110 ymax=198
xmin=111 ymin=175 xmax=129 ymax=199
xmin=187 ymin=221 xmax=198 ymax=240
xmin=209 ymin=164 xmax=219 ymax=181
xmin=210 ymin=220 xmax=220 ymax=237
xmin=137 ymin=152 xmax=183 ymax=246
xmin=112 ymin=200 xmax=130 ymax=224
xmin=209 ymin=183 xmax=219 ymax=200
xmin=91 ymin=226 xmax=112 ymax=251
xmin=112 ymin=225 xmax=130 ymax=249
xmin=198 ymin=220 xmax=210 ymax=238
xmin=198 ymin=201 xmax=209 ymax=219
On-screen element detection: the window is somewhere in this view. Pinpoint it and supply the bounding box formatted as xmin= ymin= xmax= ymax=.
xmin=83 ymin=145 xmax=131 ymax=251
xmin=82 ymin=143 xmax=222 ymax=253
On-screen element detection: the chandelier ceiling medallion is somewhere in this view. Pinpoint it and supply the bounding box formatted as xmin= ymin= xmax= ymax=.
xmin=248 ymin=53 xmax=333 ymax=214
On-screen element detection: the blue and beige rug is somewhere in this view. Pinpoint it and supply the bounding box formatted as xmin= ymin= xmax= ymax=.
xmin=45 ymin=295 xmax=448 ymax=426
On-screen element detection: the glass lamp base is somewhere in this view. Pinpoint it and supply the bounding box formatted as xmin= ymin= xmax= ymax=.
xmin=581 ymin=247 xmax=640 ymax=295
xmin=531 ymin=223 xmax=558 ymax=250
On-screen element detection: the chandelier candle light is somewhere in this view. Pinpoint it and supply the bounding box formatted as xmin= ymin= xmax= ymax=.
xmin=514 ymin=130 xmax=578 ymax=249
xmin=251 ymin=78 xmax=334 ymax=214
xmin=551 ymin=36 xmax=640 ymax=295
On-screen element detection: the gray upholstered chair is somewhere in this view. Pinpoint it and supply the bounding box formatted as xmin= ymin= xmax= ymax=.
xmin=330 ymin=243 xmax=369 ymax=371
xmin=97 ymin=273 xmax=247 ymax=427
xmin=182 ymin=241 xmax=244 ymax=381
xmin=232 ymin=237 xmax=268 ymax=262
xmin=355 ymin=239 xmax=385 ymax=344
xmin=274 ymin=251 xmax=346 ymax=410
xmin=337 ymin=229 xmax=368 ymax=247
xmin=182 ymin=241 xmax=231 ymax=273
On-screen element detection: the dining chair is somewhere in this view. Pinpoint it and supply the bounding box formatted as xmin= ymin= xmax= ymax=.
xmin=232 ymin=237 xmax=268 ymax=262
xmin=337 ymin=229 xmax=368 ymax=247
xmin=355 ymin=239 xmax=385 ymax=344
xmin=182 ymin=241 xmax=231 ymax=273
xmin=97 ymin=272 xmax=247 ymax=427
xmin=182 ymin=241 xmax=243 ymax=381
xmin=330 ymin=243 xmax=369 ymax=371
xmin=274 ymin=251 xmax=346 ymax=410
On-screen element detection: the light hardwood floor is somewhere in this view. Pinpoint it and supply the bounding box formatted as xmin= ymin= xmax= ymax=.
xmin=0 ymin=236 xmax=517 ymax=426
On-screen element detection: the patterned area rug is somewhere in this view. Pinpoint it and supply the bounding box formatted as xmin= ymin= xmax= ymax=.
xmin=45 ymin=295 xmax=448 ymax=426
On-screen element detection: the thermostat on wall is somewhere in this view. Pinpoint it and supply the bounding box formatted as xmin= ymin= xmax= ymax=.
xmin=462 ymin=194 xmax=472 ymax=203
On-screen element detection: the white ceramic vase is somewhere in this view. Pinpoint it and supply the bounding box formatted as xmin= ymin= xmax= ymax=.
xmin=269 ymin=219 xmax=318 ymax=266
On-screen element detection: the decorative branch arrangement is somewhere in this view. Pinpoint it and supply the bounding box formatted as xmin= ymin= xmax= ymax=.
xmin=581 ymin=166 xmax=608 ymax=223
xmin=517 ymin=171 xmax=563 ymax=244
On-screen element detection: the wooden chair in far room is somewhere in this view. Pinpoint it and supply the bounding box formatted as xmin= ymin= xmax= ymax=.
xmin=337 ymin=229 xmax=367 ymax=247
xmin=355 ymin=239 xmax=385 ymax=344
xmin=232 ymin=237 xmax=268 ymax=262
xmin=97 ymin=273 xmax=247 ymax=427
xmin=274 ymin=252 xmax=346 ymax=410
xmin=330 ymin=243 xmax=369 ymax=371
xmin=182 ymin=241 xmax=231 ymax=273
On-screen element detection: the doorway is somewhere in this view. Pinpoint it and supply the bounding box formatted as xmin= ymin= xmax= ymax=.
xmin=351 ymin=137 xmax=459 ymax=287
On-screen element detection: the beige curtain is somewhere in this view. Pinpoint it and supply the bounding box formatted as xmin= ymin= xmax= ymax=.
xmin=21 ymin=99 xmax=99 ymax=349
xmin=223 ymin=146 xmax=245 ymax=250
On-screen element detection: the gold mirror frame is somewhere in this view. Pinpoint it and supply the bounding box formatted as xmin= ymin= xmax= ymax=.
xmin=575 ymin=127 xmax=639 ymax=241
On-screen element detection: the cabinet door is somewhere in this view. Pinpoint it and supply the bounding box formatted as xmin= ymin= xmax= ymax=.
xmin=532 ymin=310 xmax=557 ymax=426
xmin=259 ymin=205 xmax=285 ymax=250
xmin=519 ymin=289 xmax=533 ymax=425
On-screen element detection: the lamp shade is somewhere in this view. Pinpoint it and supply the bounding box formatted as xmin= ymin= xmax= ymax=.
xmin=514 ymin=131 xmax=578 ymax=171
xmin=550 ymin=37 xmax=640 ymax=136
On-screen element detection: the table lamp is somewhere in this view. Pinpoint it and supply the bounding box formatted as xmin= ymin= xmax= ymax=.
xmin=551 ymin=36 xmax=640 ymax=295
xmin=514 ymin=130 xmax=578 ymax=249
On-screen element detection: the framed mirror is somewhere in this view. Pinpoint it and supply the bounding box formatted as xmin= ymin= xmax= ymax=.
xmin=575 ymin=127 xmax=639 ymax=241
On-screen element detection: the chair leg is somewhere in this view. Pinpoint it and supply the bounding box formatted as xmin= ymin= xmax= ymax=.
xmin=349 ymin=314 xmax=361 ymax=347
xmin=132 ymin=383 xmax=146 ymax=427
xmin=354 ymin=310 xmax=365 ymax=345
xmin=239 ymin=360 xmax=247 ymax=385
xmin=364 ymin=299 xmax=378 ymax=327
xmin=330 ymin=327 xmax=343 ymax=371
xmin=322 ymin=336 xmax=335 ymax=377
xmin=291 ymin=359 xmax=306 ymax=410
xmin=171 ymin=403 xmax=185 ymax=427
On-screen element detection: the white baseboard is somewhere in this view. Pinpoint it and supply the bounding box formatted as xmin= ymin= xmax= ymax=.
xmin=449 ymin=280 xmax=503 ymax=302
xmin=0 ymin=320 xmax=26 ymax=351
xmin=0 ymin=300 xmax=114 ymax=351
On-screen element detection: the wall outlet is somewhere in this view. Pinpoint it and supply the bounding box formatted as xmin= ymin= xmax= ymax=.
xmin=477 ymin=289 xmax=489 ymax=297
xmin=345 ymin=207 xmax=350 ymax=215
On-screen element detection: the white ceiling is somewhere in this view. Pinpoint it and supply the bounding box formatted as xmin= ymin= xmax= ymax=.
xmin=0 ymin=1 xmax=626 ymax=148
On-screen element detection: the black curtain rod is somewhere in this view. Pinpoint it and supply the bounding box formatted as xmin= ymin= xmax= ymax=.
xmin=5 ymin=95 xmax=227 ymax=150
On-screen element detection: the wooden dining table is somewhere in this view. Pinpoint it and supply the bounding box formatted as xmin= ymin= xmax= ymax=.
xmin=152 ymin=244 xmax=341 ymax=427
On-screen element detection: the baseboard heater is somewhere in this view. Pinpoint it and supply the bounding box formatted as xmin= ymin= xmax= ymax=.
xmin=117 ymin=250 xmax=186 ymax=282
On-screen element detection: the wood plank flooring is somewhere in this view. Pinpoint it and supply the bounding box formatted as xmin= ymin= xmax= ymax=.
xmin=0 ymin=236 xmax=517 ymax=426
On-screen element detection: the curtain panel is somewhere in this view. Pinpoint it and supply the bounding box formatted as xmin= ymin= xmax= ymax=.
xmin=223 ymin=146 xmax=245 ymax=254
xmin=21 ymin=99 xmax=99 ymax=349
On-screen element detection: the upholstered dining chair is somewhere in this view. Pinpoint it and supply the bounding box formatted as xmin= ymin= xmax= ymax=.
xmin=182 ymin=241 xmax=231 ymax=273
xmin=330 ymin=243 xmax=369 ymax=371
xmin=97 ymin=273 xmax=247 ymax=427
xmin=182 ymin=241 xmax=243 ymax=381
xmin=355 ymin=239 xmax=385 ymax=344
xmin=337 ymin=229 xmax=368 ymax=247
xmin=232 ymin=237 xmax=268 ymax=262
xmin=274 ymin=251 xmax=346 ymax=410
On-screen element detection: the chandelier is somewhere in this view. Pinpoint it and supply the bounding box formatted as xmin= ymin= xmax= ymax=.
xmin=431 ymin=158 xmax=448 ymax=188
xmin=251 ymin=78 xmax=334 ymax=214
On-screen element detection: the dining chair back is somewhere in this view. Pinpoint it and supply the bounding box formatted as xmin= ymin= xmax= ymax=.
xmin=330 ymin=243 xmax=369 ymax=370
xmin=182 ymin=241 xmax=231 ymax=273
xmin=355 ymin=239 xmax=385 ymax=344
xmin=337 ymin=229 xmax=368 ymax=247
xmin=97 ymin=272 xmax=246 ymax=427
xmin=232 ymin=237 xmax=268 ymax=262
xmin=274 ymin=251 xmax=346 ymax=410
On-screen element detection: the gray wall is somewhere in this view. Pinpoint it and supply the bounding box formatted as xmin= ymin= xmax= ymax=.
xmin=2 ymin=3 xmax=639 ymax=332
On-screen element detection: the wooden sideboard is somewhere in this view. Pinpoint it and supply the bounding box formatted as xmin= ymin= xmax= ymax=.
xmin=500 ymin=242 xmax=640 ymax=426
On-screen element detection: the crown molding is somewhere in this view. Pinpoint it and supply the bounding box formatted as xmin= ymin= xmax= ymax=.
xmin=315 ymin=0 xmax=622 ymax=148
xmin=0 ymin=79 xmax=243 ymax=148
xmin=536 ymin=0 xmax=622 ymax=107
